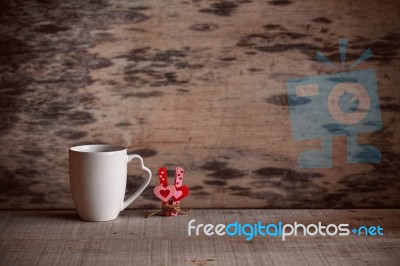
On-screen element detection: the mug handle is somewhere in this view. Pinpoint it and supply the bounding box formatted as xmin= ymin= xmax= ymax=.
xmin=121 ymin=154 xmax=152 ymax=211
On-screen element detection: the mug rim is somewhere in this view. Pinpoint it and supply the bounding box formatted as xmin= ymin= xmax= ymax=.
xmin=70 ymin=144 xmax=126 ymax=153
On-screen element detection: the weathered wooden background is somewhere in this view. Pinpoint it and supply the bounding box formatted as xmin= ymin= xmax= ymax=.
xmin=0 ymin=0 xmax=399 ymax=209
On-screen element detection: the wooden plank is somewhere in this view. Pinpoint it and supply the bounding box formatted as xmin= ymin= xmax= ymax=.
xmin=0 ymin=210 xmax=399 ymax=265
xmin=0 ymin=0 xmax=399 ymax=209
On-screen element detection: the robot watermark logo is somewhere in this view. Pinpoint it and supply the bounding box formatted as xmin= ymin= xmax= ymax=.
xmin=286 ymin=39 xmax=382 ymax=168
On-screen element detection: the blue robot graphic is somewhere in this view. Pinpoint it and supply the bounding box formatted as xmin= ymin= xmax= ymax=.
xmin=286 ymin=39 xmax=382 ymax=168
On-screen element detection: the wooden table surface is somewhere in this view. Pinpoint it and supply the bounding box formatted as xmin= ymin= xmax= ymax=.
xmin=0 ymin=209 xmax=399 ymax=265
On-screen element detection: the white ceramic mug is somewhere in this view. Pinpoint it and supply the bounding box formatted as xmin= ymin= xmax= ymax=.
xmin=69 ymin=144 xmax=152 ymax=221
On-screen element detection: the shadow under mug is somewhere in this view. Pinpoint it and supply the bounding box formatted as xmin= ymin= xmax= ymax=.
xmin=69 ymin=144 xmax=152 ymax=221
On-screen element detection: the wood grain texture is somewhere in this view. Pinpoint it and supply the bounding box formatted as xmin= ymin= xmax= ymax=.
xmin=0 ymin=0 xmax=399 ymax=209
xmin=0 ymin=210 xmax=399 ymax=265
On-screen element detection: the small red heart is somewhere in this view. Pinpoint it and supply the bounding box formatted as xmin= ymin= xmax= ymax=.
xmin=172 ymin=185 xmax=189 ymax=201
xmin=160 ymin=189 xmax=170 ymax=198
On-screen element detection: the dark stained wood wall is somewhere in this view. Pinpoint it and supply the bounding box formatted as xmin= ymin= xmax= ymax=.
xmin=0 ymin=0 xmax=399 ymax=209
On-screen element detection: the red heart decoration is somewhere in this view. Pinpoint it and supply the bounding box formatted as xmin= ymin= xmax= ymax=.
xmin=154 ymin=185 xmax=177 ymax=202
xmin=160 ymin=189 xmax=170 ymax=198
xmin=172 ymin=185 xmax=189 ymax=201
xmin=158 ymin=167 xmax=168 ymax=187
